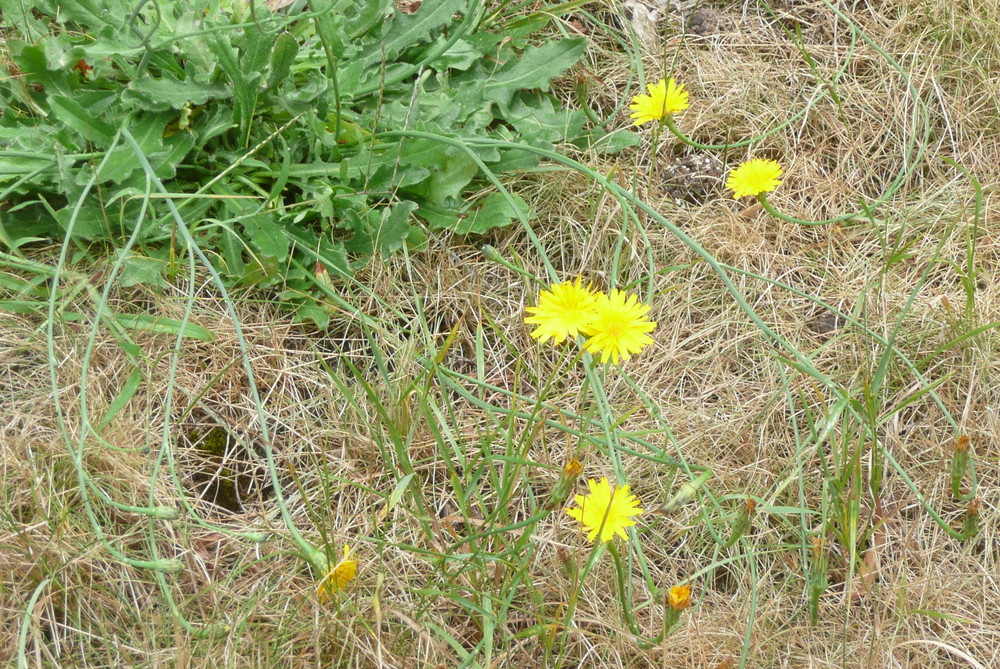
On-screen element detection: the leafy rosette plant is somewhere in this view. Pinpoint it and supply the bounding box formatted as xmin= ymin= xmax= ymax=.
xmin=0 ymin=0 xmax=598 ymax=325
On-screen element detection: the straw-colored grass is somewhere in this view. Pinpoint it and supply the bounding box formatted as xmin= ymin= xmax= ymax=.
xmin=2 ymin=0 xmax=998 ymax=666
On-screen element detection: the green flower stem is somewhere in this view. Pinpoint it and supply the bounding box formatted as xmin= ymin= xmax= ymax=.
xmin=0 ymin=250 xmax=58 ymax=276
xmin=582 ymin=359 xmax=625 ymax=482
xmin=555 ymin=541 xmax=606 ymax=664
xmin=73 ymin=181 xmax=185 ymax=524
xmin=85 ymin=171 xmax=267 ymax=541
xmin=480 ymin=245 xmax=543 ymax=283
xmin=45 ymin=128 xmax=182 ymax=574
xmin=153 ymin=235 xmax=272 ymax=541
xmin=17 ymin=578 xmax=52 ymax=667
xmin=573 ymin=76 xmax=606 ymax=128
xmin=660 ymin=99 xmax=825 ymax=151
xmin=141 ymin=3 xmax=339 ymax=55
xmin=757 ymin=193 xmax=865 ymax=226
xmin=433 ymin=366 xmax=690 ymax=470
xmin=608 ymin=543 xmax=667 ymax=648
xmin=456 ymin=136 xmax=841 ymax=397
xmin=0 ymin=162 xmax=60 ymax=205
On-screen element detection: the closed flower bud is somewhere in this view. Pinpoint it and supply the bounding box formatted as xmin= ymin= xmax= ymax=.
xmin=724 ymin=496 xmax=756 ymax=547
xmin=961 ymin=498 xmax=980 ymax=540
xmin=148 ymin=505 xmax=180 ymax=520
xmin=150 ymin=558 xmax=186 ymax=573
xmin=950 ymin=435 xmax=972 ymax=498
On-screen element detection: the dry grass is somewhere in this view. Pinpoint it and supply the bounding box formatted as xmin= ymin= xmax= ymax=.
xmin=2 ymin=0 xmax=999 ymax=666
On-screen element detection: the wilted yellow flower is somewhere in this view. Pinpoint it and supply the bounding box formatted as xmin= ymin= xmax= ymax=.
xmin=548 ymin=458 xmax=585 ymax=510
xmin=667 ymin=584 xmax=692 ymax=611
xmin=582 ymin=289 xmax=656 ymax=364
xmin=317 ymin=545 xmax=357 ymax=601
xmin=629 ymin=78 xmax=689 ymax=126
xmin=566 ymin=477 xmax=644 ymax=542
xmin=564 ymin=459 xmax=583 ymax=478
xmin=725 ymin=158 xmax=783 ymax=199
xmin=524 ymin=277 xmax=598 ymax=345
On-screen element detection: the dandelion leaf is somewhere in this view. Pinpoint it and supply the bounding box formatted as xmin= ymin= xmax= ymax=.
xmin=483 ymin=38 xmax=587 ymax=106
xmin=449 ymin=192 xmax=531 ymax=235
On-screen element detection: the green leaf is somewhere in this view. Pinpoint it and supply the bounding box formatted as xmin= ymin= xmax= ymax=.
xmin=483 ymin=38 xmax=586 ymax=106
xmin=114 ymin=314 xmax=216 ymax=341
xmin=54 ymin=205 xmax=109 ymax=240
xmin=504 ymin=92 xmax=585 ymax=146
xmin=47 ymin=95 xmax=117 ymax=147
xmin=421 ymin=36 xmax=482 ymax=70
xmin=266 ymin=32 xmax=299 ymax=90
xmin=95 ymin=367 xmax=145 ymax=430
xmin=387 ymin=473 xmax=415 ymax=511
xmin=403 ymin=149 xmax=479 ymax=204
xmin=378 ymin=0 xmax=466 ymax=63
xmin=242 ymin=213 xmax=290 ymax=261
xmin=345 ymin=201 xmax=419 ymax=257
xmin=450 ymin=192 xmax=531 ymax=235
xmin=573 ymin=128 xmax=642 ymax=154
xmin=125 ymin=75 xmax=231 ymax=110
xmin=207 ymin=33 xmax=258 ymax=138
xmin=100 ymin=112 xmax=171 ymax=183
xmin=118 ymin=252 xmax=168 ymax=289
xmin=33 ymin=0 xmax=131 ymax=27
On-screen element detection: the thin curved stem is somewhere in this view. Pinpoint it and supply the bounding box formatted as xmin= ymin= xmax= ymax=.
xmin=660 ymin=92 xmax=826 ymax=151
xmin=120 ymin=128 xmax=319 ymax=562
xmin=758 ymin=193 xmax=867 ymax=226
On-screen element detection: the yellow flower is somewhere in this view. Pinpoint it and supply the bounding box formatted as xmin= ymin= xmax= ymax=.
xmin=725 ymin=158 xmax=783 ymax=199
xmin=317 ymin=545 xmax=357 ymax=601
xmin=667 ymin=584 xmax=692 ymax=611
xmin=582 ymin=289 xmax=656 ymax=364
xmin=566 ymin=477 xmax=644 ymax=542
xmin=524 ymin=277 xmax=598 ymax=345
xmin=629 ymin=78 xmax=689 ymax=126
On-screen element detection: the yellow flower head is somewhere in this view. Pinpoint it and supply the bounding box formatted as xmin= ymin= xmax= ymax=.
xmin=566 ymin=477 xmax=644 ymax=542
xmin=582 ymin=289 xmax=656 ymax=364
xmin=524 ymin=277 xmax=598 ymax=345
xmin=629 ymin=78 xmax=689 ymax=126
xmin=725 ymin=158 xmax=783 ymax=199
xmin=667 ymin=584 xmax=692 ymax=611
xmin=317 ymin=545 xmax=357 ymax=602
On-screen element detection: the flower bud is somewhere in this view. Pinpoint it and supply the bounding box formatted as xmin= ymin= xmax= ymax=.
xmin=961 ymin=498 xmax=980 ymax=540
xmin=808 ymin=535 xmax=828 ymax=624
xmin=724 ymin=496 xmax=756 ymax=547
xmin=148 ymin=558 xmax=185 ymax=573
xmin=546 ymin=458 xmax=583 ymax=510
xmin=147 ymin=505 xmax=180 ymax=520
xmin=950 ymin=435 xmax=971 ymax=498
